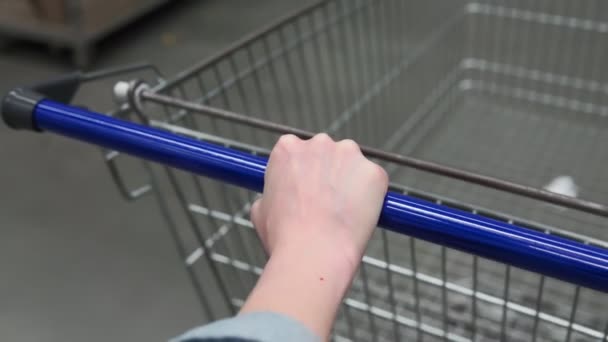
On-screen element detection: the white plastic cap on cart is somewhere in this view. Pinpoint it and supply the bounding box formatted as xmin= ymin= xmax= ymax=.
xmin=544 ymin=175 xmax=579 ymax=198
xmin=113 ymin=81 xmax=131 ymax=104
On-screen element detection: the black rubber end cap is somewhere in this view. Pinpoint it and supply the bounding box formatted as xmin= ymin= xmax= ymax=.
xmin=1 ymin=89 xmax=44 ymax=131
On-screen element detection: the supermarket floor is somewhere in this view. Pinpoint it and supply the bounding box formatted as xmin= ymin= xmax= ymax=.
xmin=0 ymin=1 xmax=312 ymax=340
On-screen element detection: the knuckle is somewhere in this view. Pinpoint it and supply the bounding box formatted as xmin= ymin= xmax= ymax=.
xmin=273 ymin=134 xmax=300 ymax=157
xmin=370 ymin=163 xmax=389 ymax=185
xmin=277 ymin=134 xmax=299 ymax=148
xmin=312 ymin=132 xmax=333 ymax=145
xmin=338 ymin=139 xmax=361 ymax=153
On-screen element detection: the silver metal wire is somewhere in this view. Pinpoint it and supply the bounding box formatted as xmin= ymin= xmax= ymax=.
xmin=106 ymin=0 xmax=608 ymax=341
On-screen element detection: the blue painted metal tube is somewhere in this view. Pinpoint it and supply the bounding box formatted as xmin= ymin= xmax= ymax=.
xmin=34 ymin=99 xmax=608 ymax=292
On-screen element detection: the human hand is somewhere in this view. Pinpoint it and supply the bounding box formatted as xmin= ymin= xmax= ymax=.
xmin=242 ymin=134 xmax=388 ymax=338
xmin=250 ymin=133 xmax=388 ymax=274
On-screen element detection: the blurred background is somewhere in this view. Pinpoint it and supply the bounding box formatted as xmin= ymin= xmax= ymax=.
xmin=2 ymin=0 xmax=608 ymax=341
xmin=0 ymin=1 xmax=313 ymax=341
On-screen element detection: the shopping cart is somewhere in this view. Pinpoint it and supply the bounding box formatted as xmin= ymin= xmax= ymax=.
xmin=3 ymin=0 xmax=608 ymax=341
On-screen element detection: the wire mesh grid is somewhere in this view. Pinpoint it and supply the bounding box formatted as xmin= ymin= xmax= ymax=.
xmin=106 ymin=0 xmax=608 ymax=341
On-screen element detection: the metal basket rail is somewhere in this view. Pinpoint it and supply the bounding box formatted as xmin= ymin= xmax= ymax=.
xmin=128 ymin=0 xmax=608 ymax=340
xmin=127 ymin=1 xmax=608 ymax=339
xmin=3 ymin=0 xmax=608 ymax=341
xmin=4 ymin=92 xmax=608 ymax=341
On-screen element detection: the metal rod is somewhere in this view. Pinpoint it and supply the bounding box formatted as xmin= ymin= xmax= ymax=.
xmin=140 ymin=91 xmax=608 ymax=218
xmin=82 ymin=62 xmax=164 ymax=82
xmin=161 ymin=0 xmax=330 ymax=92
xmin=410 ymin=238 xmax=422 ymax=342
xmin=31 ymin=99 xmax=608 ymax=292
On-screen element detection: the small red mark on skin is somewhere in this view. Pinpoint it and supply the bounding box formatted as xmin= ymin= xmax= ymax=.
xmin=320 ymin=277 xmax=324 ymax=281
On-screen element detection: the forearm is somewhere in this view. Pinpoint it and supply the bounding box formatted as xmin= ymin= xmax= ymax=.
xmin=240 ymin=232 xmax=357 ymax=340
xmin=241 ymin=134 xmax=387 ymax=340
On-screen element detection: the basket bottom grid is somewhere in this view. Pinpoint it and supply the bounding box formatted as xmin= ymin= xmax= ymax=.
xmin=194 ymin=215 xmax=607 ymax=342
xmin=389 ymin=84 xmax=608 ymax=242
xmin=161 ymin=51 xmax=608 ymax=340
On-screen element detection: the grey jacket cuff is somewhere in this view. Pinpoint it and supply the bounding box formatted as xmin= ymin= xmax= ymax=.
xmin=172 ymin=312 xmax=321 ymax=342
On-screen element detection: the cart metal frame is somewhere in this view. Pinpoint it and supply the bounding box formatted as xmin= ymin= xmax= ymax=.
xmin=3 ymin=0 xmax=608 ymax=341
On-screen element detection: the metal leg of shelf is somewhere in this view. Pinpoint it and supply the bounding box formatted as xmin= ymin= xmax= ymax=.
xmin=73 ymin=42 xmax=93 ymax=69
xmin=0 ymin=36 xmax=9 ymax=50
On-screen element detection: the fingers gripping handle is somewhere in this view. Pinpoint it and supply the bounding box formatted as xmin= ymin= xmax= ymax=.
xmin=5 ymin=98 xmax=608 ymax=292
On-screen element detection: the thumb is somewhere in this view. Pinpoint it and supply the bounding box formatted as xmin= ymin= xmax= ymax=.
xmin=250 ymin=196 xmax=265 ymax=234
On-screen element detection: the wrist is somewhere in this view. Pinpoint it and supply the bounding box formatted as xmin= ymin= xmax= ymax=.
xmin=271 ymin=224 xmax=362 ymax=284
xmin=240 ymin=236 xmax=357 ymax=339
xmin=271 ymin=241 xmax=357 ymax=292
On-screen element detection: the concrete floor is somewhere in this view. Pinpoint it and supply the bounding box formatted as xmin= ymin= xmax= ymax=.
xmin=3 ymin=1 xmax=608 ymax=341
xmin=0 ymin=1 xmax=311 ymax=341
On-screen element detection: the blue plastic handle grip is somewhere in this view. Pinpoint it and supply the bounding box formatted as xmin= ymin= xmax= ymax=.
xmin=33 ymin=100 xmax=608 ymax=292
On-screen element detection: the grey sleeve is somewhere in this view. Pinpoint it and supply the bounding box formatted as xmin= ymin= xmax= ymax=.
xmin=171 ymin=312 xmax=321 ymax=342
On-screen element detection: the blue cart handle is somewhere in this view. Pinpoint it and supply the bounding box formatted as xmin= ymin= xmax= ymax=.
xmin=3 ymin=91 xmax=608 ymax=292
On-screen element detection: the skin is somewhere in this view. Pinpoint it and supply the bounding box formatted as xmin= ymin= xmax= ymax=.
xmin=240 ymin=133 xmax=389 ymax=340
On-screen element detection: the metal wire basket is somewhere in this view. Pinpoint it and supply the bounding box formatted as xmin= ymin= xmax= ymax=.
xmin=3 ymin=0 xmax=608 ymax=341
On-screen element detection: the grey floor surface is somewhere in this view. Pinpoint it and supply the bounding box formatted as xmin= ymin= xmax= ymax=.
xmin=0 ymin=1 xmax=312 ymax=341
xmin=3 ymin=1 xmax=608 ymax=341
